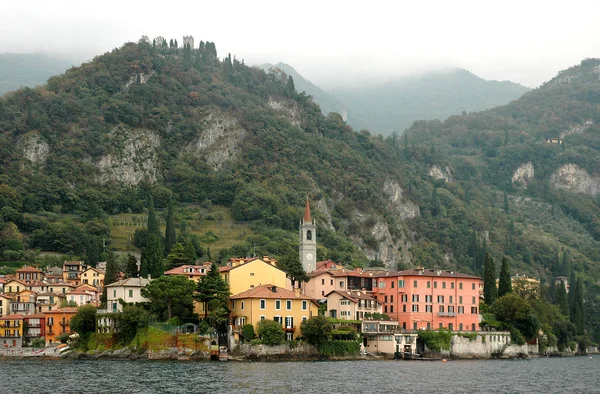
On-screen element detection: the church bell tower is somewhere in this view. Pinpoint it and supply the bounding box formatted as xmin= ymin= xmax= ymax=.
xmin=299 ymin=198 xmax=317 ymax=273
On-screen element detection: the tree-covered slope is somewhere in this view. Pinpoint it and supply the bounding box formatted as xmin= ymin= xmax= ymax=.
xmin=258 ymin=62 xmax=347 ymax=118
xmin=333 ymin=68 xmax=530 ymax=135
xmin=0 ymin=53 xmax=74 ymax=95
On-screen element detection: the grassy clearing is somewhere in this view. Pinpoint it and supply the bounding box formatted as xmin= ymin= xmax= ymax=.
xmin=109 ymin=205 xmax=254 ymax=257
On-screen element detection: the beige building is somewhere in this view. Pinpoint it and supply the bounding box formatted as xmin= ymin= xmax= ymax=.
xmin=105 ymin=277 xmax=151 ymax=312
xmin=325 ymin=290 xmax=382 ymax=320
xmin=80 ymin=267 xmax=105 ymax=288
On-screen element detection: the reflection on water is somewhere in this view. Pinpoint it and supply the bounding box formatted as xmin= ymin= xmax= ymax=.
xmin=0 ymin=356 xmax=597 ymax=393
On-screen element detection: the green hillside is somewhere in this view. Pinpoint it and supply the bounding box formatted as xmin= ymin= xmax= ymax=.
xmin=333 ymin=68 xmax=530 ymax=135
xmin=0 ymin=39 xmax=598 ymax=341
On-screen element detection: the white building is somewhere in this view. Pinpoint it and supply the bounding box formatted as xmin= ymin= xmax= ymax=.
xmin=105 ymin=277 xmax=150 ymax=312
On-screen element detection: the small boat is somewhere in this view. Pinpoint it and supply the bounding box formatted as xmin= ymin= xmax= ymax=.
xmin=219 ymin=346 xmax=228 ymax=361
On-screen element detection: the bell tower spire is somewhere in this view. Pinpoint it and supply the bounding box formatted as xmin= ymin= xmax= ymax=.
xmin=299 ymin=198 xmax=317 ymax=273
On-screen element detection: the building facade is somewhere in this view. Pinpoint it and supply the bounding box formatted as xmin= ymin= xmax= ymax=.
xmin=105 ymin=277 xmax=150 ymax=312
xmin=375 ymin=268 xmax=481 ymax=331
xmin=299 ymin=199 xmax=317 ymax=273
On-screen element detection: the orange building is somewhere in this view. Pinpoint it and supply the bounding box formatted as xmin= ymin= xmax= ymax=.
xmin=43 ymin=307 xmax=78 ymax=346
xmin=375 ymin=268 xmax=481 ymax=331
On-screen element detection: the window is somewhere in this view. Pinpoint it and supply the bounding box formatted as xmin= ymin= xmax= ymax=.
xmin=437 ymin=295 xmax=444 ymax=303
xmin=391 ymin=281 xmax=394 ymax=289
xmin=128 ymin=290 xmax=133 ymax=298
xmin=286 ymin=300 xmax=292 ymax=310
xmin=401 ymin=294 xmax=408 ymax=302
xmin=472 ymin=324 xmax=476 ymax=331
xmin=275 ymin=300 xmax=281 ymax=310
xmin=384 ymin=305 xmax=388 ymax=313
xmin=458 ymin=306 xmax=464 ymax=314
xmin=451 ymin=282 xmax=455 ymax=289
xmin=427 ymin=281 xmax=431 ymax=288
xmin=448 ymin=306 xmax=455 ymax=313
xmin=459 ymin=282 xmax=463 ymax=290
xmin=321 ymin=279 xmax=325 ymax=285
xmin=403 ymin=322 xmax=406 ymax=329
xmin=425 ymin=305 xmax=432 ymax=312
xmin=250 ymin=273 xmax=254 ymax=277
xmin=448 ymin=323 xmax=453 ymax=331
xmin=472 ymin=283 xmax=476 ymax=290
xmin=471 ymin=307 xmax=478 ymax=314
xmin=241 ymin=301 xmax=244 ymax=310
xmin=413 ymin=322 xmax=418 ymax=330
xmin=398 ymin=280 xmax=405 ymax=288
xmin=113 ymin=290 xmax=116 ymax=298
xmin=434 ymin=282 xmax=438 ymax=289
xmin=459 ymin=323 xmax=463 ymax=331
xmin=439 ymin=323 xmax=443 ymax=329
xmin=449 ymin=296 xmax=453 ymax=304
xmin=442 ymin=282 xmax=446 ymax=289
xmin=412 ymin=304 xmax=418 ymax=312
xmin=472 ymin=296 xmax=476 ymax=304
xmin=274 ymin=316 xmax=282 ymax=325
xmin=340 ymin=281 xmax=345 ymax=288
xmin=390 ymin=305 xmax=394 ymax=313
xmin=302 ymin=300 xmax=307 ymax=310
xmin=459 ymin=296 xmax=463 ymax=304
xmin=413 ymin=280 xmax=418 ymax=288
xmin=439 ymin=305 xmax=444 ymax=313
xmin=260 ymin=315 xmax=266 ymax=321
xmin=384 ymin=295 xmax=388 ymax=303
xmin=412 ymin=294 xmax=419 ymax=302
xmin=260 ymin=299 xmax=266 ymax=310
xmin=330 ymin=279 xmax=333 ymax=286
xmin=302 ymin=316 xmax=308 ymax=322
xmin=231 ymin=301 xmax=236 ymax=309
xmin=306 ymin=230 xmax=312 ymax=240
xmin=403 ymin=305 xmax=406 ymax=312
xmin=425 ymin=295 xmax=432 ymax=303
xmin=378 ymin=281 xmax=385 ymax=289
xmin=390 ymin=295 xmax=393 ymax=303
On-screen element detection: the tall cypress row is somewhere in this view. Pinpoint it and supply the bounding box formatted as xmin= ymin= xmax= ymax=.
xmin=483 ymin=253 xmax=497 ymax=305
xmin=164 ymin=200 xmax=176 ymax=256
xmin=498 ymin=256 xmax=512 ymax=298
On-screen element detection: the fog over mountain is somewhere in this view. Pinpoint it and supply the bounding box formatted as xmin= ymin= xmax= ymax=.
xmin=2 ymin=0 xmax=600 ymax=89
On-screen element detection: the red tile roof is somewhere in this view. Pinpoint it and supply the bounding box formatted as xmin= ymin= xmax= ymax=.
xmin=15 ymin=266 xmax=44 ymax=273
xmin=0 ymin=314 xmax=25 ymax=320
xmin=25 ymin=313 xmax=46 ymax=319
xmin=44 ymin=307 xmax=78 ymax=314
xmin=325 ymin=290 xmax=378 ymax=303
xmin=231 ymin=284 xmax=317 ymax=303
xmin=164 ymin=265 xmax=210 ymax=276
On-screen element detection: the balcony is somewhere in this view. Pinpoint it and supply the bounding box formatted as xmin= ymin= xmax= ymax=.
xmin=438 ymin=312 xmax=457 ymax=317
xmin=284 ymin=326 xmax=296 ymax=332
xmin=26 ymin=333 xmax=42 ymax=338
xmin=27 ymin=323 xmax=41 ymax=328
xmin=0 ymin=333 xmax=21 ymax=338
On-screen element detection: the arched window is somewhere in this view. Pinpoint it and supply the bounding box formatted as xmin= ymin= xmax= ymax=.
xmin=306 ymin=230 xmax=312 ymax=240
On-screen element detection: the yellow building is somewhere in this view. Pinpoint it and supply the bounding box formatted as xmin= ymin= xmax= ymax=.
xmin=229 ymin=284 xmax=319 ymax=341
xmin=80 ymin=267 xmax=105 ymax=288
xmin=0 ymin=314 xmax=24 ymax=347
xmin=219 ymin=257 xmax=289 ymax=296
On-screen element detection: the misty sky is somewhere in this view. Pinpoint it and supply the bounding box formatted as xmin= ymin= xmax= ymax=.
xmin=2 ymin=0 xmax=600 ymax=88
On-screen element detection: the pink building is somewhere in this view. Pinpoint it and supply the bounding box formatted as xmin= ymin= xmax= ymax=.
xmin=375 ymin=268 xmax=481 ymax=331
xmin=304 ymin=268 xmax=376 ymax=300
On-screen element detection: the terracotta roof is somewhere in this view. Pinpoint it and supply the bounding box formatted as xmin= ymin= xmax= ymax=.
xmin=231 ymin=284 xmax=317 ymax=303
xmin=164 ymin=265 xmax=210 ymax=276
xmin=82 ymin=267 xmax=104 ymax=274
xmin=5 ymin=279 xmax=28 ymax=286
xmin=43 ymin=307 xmax=78 ymax=314
xmin=25 ymin=313 xmax=46 ymax=319
xmin=0 ymin=294 xmax=13 ymax=300
xmin=67 ymin=290 xmax=92 ymax=295
xmin=303 ymin=198 xmax=312 ymax=223
xmin=63 ymin=261 xmax=84 ymax=266
xmin=37 ymin=292 xmax=65 ymax=297
xmin=327 ymin=290 xmax=378 ymax=302
xmin=16 ymin=266 xmax=43 ymax=273
xmin=374 ymin=268 xmax=481 ymax=279
xmin=219 ymin=258 xmax=285 ymax=274
xmin=105 ymin=277 xmax=150 ymax=288
xmin=0 ymin=314 xmax=25 ymax=320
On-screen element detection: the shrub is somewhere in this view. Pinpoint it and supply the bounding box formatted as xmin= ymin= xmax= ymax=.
xmin=256 ymin=320 xmax=285 ymax=346
xmin=249 ymin=339 xmax=263 ymax=345
xmin=241 ymin=324 xmax=255 ymax=342
xmin=418 ymin=329 xmax=452 ymax=352
xmin=510 ymin=327 xmax=526 ymax=345
xmin=458 ymin=332 xmax=478 ymax=341
xmin=319 ymin=340 xmax=361 ymax=356
xmin=57 ymin=333 xmax=70 ymax=344
xmin=300 ymin=316 xmax=332 ymax=348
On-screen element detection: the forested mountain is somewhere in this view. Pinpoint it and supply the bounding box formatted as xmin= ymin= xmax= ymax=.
xmin=0 ymin=39 xmax=598 ymax=340
xmin=0 ymin=53 xmax=74 ymax=95
xmin=332 ymin=68 xmax=530 ymax=135
xmin=258 ymin=62 xmax=346 ymax=118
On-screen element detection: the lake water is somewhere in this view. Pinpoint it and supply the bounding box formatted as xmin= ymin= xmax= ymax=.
xmin=0 ymin=356 xmax=598 ymax=393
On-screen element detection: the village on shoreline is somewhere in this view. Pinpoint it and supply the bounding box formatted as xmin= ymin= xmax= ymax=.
xmin=1 ymin=200 xmax=597 ymax=362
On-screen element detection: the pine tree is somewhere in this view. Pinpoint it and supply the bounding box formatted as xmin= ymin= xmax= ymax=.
xmin=195 ymin=262 xmax=230 ymax=321
xmin=164 ymin=200 xmax=176 ymax=256
xmin=483 ymin=253 xmax=497 ymax=305
xmin=503 ymin=189 xmax=509 ymax=213
xmin=556 ymin=282 xmax=569 ymax=316
xmin=571 ymin=278 xmax=585 ymax=334
xmin=165 ymin=242 xmax=188 ymax=270
xmin=498 ymin=256 xmax=512 ymax=297
xmin=125 ymin=254 xmax=138 ymax=278
xmin=278 ymin=254 xmax=308 ymax=289
xmin=286 ymin=75 xmax=295 ymax=95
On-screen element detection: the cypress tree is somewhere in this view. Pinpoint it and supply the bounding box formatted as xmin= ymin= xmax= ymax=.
xmin=145 ymin=234 xmax=164 ymax=279
xmin=164 ymin=200 xmax=176 ymax=256
xmin=147 ymin=195 xmax=161 ymax=238
xmin=503 ymin=189 xmax=509 ymax=213
xmin=125 ymin=254 xmax=138 ymax=278
xmin=184 ymin=238 xmax=197 ymax=265
xmin=431 ymin=187 xmax=440 ymax=217
xmin=483 ymin=253 xmax=497 ymax=305
xmin=498 ymin=256 xmax=512 ymax=297
xmin=165 ymin=242 xmax=188 ymax=270
xmin=560 ymin=250 xmax=570 ymax=277
xmin=571 ymin=278 xmax=585 ymax=334
xmin=568 ymin=271 xmax=577 ymax=319
xmin=556 ymin=282 xmax=569 ymax=316
xmin=102 ymin=251 xmax=119 ymax=305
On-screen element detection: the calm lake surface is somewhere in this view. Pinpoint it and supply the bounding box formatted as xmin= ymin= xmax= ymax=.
xmin=0 ymin=356 xmax=598 ymax=393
